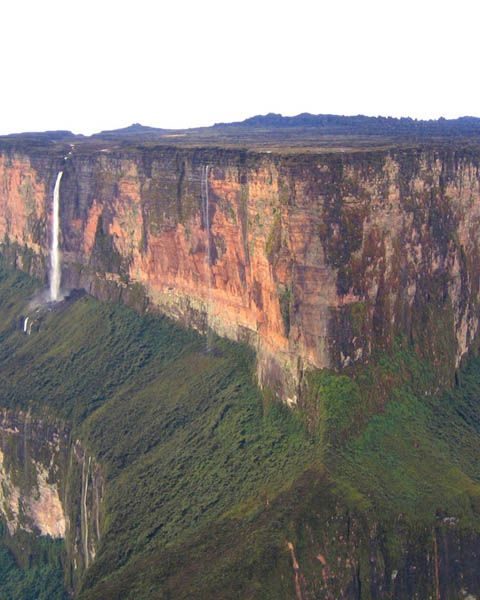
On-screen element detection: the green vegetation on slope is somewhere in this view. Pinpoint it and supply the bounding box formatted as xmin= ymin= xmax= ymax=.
xmin=0 ymin=525 xmax=66 ymax=600
xmin=309 ymin=343 xmax=480 ymax=530
xmin=2 ymin=261 xmax=480 ymax=597
xmin=0 ymin=263 xmax=318 ymax=598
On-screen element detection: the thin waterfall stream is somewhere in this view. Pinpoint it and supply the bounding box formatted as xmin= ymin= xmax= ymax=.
xmin=49 ymin=171 xmax=63 ymax=302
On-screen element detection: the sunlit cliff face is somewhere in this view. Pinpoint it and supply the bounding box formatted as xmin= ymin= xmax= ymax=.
xmin=1 ymin=146 xmax=480 ymax=400
xmin=0 ymin=411 xmax=67 ymax=538
xmin=0 ymin=410 xmax=103 ymax=576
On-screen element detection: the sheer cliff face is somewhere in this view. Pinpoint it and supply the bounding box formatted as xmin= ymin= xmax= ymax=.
xmin=0 ymin=411 xmax=67 ymax=539
xmin=1 ymin=146 xmax=480 ymax=399
xmin=0 ymin=410 xmax=103 ymax=585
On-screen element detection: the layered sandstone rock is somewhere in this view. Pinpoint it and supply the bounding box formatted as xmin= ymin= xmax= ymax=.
xmin=1 ymin=144 xmax=480 ymax=399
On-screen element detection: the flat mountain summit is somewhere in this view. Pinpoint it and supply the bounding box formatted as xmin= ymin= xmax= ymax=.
xmin=4 ymin=113 xmax=480 ymax=153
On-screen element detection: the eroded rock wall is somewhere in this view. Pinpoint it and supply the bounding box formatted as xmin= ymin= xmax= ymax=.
xmin=0 ymin=410 xmax=67 ymax=538
xmin=1 ymin=145 xmax=480 ymax=399
xmin=0 ymin=409 xmax=103 ymax=588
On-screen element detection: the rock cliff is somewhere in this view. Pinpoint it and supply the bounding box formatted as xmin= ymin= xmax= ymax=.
xmin=1 ymin=142 xmax=480 ymax=401
xmin=0 ymin=409 xmax=103 ymax=589
xmin=1 ymin=247 xmax=480 ymax=598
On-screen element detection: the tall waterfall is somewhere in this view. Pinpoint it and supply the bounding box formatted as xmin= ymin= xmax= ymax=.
xmin=49 ymin=171 xmax=63 ymax=302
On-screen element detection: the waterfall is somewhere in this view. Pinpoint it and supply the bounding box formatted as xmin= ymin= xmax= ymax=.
xmin=81 ymin=456 xmax=91 ymax=569
xmin=23 ymin=317 xmax=29 ymax=333
xmin=49 ymin=171 xmax=63 ymax=302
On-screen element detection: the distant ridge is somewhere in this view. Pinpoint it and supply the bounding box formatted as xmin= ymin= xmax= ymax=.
xmin=94 ymin=123 xmax=170 ymax=138
xmin=2 ymin=113 xmax=480 ymax=152
xmin=4 ymin=130 xmax=78 ymax=141
xmin=213 ymin=112 xmax=480 ymax=135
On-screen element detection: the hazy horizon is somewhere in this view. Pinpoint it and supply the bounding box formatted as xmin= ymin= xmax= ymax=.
xmin=2 ymin=0 xmax=479 ymax=136
xmin=4 ymin=111 xmax=480 ymax=138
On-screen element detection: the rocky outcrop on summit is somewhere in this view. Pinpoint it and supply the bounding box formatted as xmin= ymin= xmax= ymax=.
xmin=1 ymin=144 xmax=480 ymax=400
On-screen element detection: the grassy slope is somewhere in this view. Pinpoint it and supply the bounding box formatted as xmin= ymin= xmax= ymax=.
xmin=0 ymin=265 xmax=318 ymax=598
xmin=320 ymin=346 xmax=480 ymax=529
xmin=2 ymin=264 xmax=480 ymax=597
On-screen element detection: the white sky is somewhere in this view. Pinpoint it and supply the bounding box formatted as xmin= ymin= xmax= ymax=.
xmin=1 ymin=0 xmax=479 ymax=135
